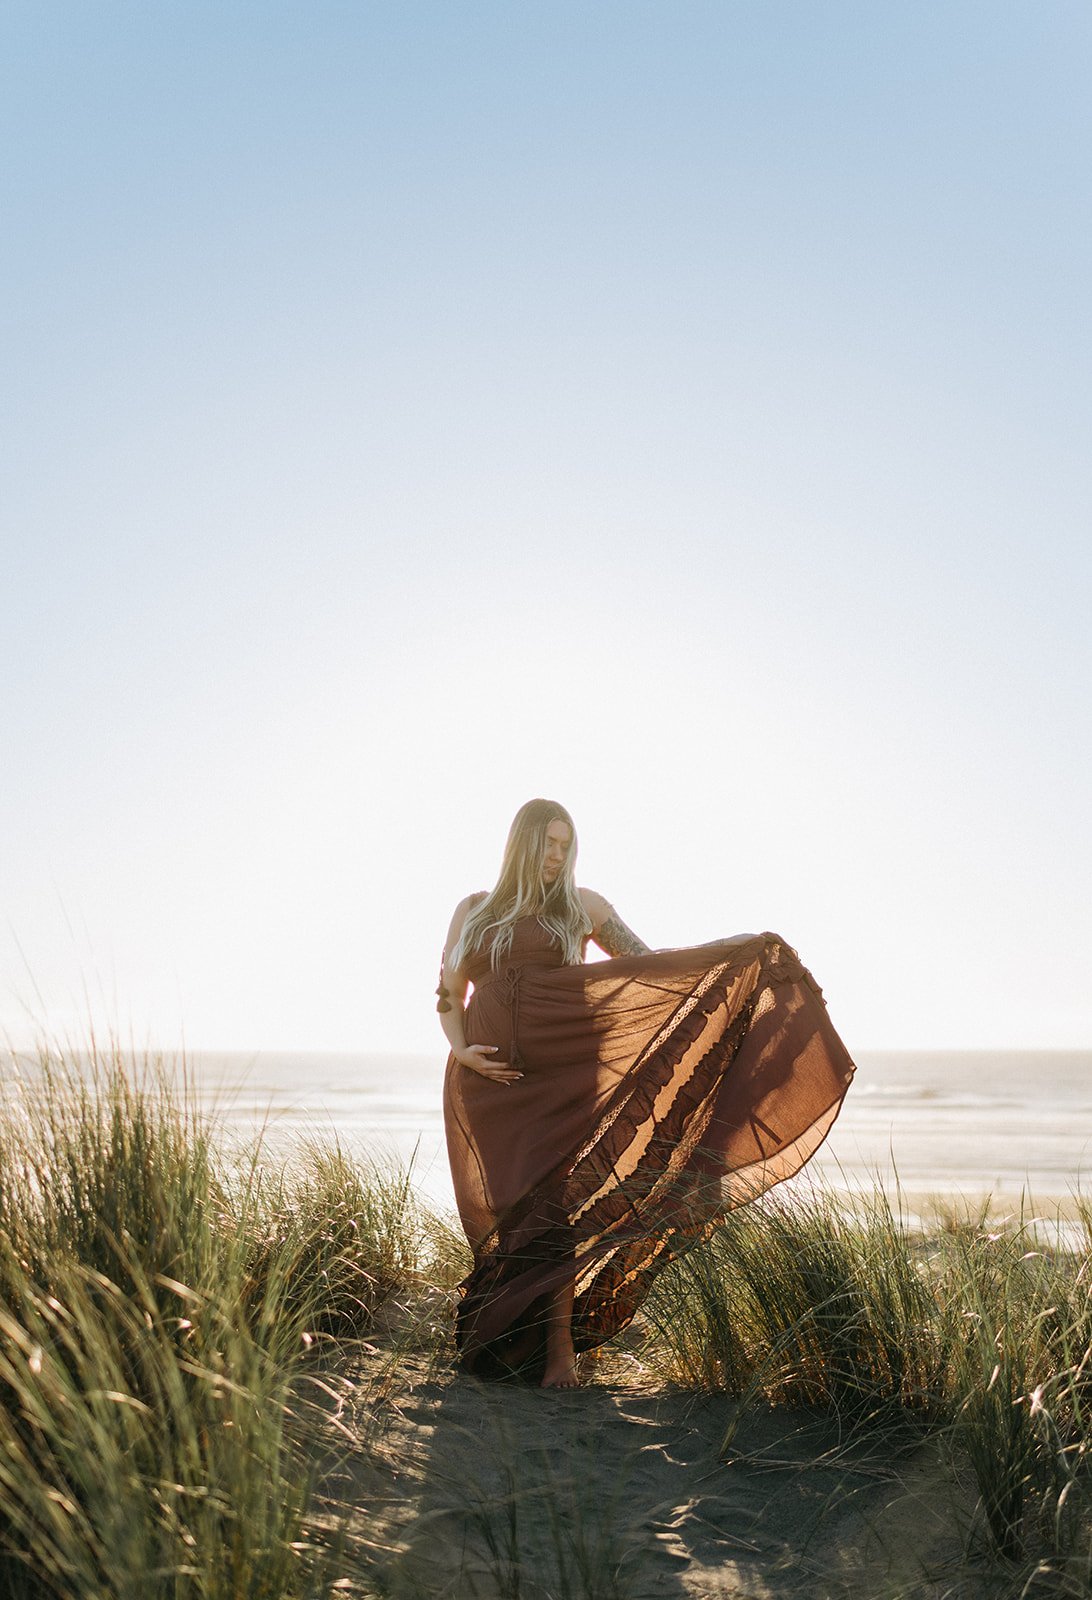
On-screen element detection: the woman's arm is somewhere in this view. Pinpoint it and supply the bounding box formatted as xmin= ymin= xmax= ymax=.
xmin=438 ymin=897 xmax=524 ymax=1084
xmin=579 ymin=889 xmax=651 ymax=958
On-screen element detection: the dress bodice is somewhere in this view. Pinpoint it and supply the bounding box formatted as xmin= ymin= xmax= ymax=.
xmin=463 ymin=914 xmax=570 ymax=988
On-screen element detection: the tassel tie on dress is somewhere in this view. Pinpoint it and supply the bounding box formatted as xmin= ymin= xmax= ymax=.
xmin=501 ymin=964 xmax=526 ymax=1072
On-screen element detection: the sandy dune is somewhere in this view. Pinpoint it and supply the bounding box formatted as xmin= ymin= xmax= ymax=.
xmin=316 ymin=1355 xmax=992 ymax=1600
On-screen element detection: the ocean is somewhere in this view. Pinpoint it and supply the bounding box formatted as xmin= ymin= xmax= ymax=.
xmin=5 ymin=1045 xmax=1088 ymax=1223
xmin=176 ymin=1047 xmax=1092 ymax=1218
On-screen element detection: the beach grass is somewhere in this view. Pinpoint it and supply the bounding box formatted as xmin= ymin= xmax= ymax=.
xmin=0 ymin=1044 xmax=441 ymax=1598
xmin=641 ymin=1182 xmax=947 ymax=1422
xmin=643 ymin=1180 xmax=1092 ymax=1594
xmin=0 ymin=1049 xmax=1088 ymax=1596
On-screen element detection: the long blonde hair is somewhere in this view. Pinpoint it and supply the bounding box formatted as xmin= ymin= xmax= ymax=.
xmin=453 ymin=799 xmax=592 ymax=970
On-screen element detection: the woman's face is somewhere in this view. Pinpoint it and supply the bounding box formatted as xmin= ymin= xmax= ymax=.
xmin=541 ymin=819 xmax=573 ymax=886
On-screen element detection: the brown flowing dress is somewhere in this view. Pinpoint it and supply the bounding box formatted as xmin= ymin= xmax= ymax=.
xmin=443 ymin=916 xmax=855 ymax=1380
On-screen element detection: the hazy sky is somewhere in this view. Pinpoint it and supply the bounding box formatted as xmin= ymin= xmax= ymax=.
xmin=3 ymin=1 xmax=1090 ymax=1055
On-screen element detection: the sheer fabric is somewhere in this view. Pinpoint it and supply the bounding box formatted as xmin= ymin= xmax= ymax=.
xmin=443 ymin=918 xmax=855 ymax=1379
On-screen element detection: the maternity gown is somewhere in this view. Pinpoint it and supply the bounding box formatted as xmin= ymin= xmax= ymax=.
xmin=442 ymin=916 xmax=855 ymax=1379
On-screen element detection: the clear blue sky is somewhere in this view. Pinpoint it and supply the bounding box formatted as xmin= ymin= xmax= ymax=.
xmin=3 ymin=1 xmax=1090 ymax=1053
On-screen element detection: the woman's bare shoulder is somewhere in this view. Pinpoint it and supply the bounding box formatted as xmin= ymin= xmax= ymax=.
xmin=446 ymin=890 xmax=488 ymax=940
xmin=577 ymin=887 xmax=613 ymax=928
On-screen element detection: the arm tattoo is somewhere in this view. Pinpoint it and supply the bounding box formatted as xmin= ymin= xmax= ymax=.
xmin=596 ymin=913 xmax=650 ymax=958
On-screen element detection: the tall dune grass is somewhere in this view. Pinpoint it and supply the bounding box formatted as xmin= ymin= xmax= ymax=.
xmin=0 ymin=1044 xmax=443 ymax=1598
xmin=642 ymin=1184 xmax=945 ymax=1421
xmin=643 ymin=1180 xmax=1092 ymax=1591
xmin=940 ymin=1216 xmax=1092 ymax=1583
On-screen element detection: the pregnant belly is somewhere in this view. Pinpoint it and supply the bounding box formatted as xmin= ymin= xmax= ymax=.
xmin=464 ymin=986 xmax=515 ymax=1056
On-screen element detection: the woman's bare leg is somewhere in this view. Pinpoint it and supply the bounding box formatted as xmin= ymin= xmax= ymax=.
xmin=540 ymin=1278 xmax=579 ymax=1388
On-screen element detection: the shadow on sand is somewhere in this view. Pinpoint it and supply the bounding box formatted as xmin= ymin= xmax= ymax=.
xmin=342 ymin=1361 xmax=982 ymax=1600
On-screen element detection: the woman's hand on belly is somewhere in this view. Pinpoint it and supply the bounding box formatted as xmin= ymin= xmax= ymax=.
xmin=455 ymin=1044 xmax=525 ymax=1085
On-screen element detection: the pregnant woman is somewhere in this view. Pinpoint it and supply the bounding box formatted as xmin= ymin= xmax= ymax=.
xmin=438 ymin=798 xmax=855 ymax=1388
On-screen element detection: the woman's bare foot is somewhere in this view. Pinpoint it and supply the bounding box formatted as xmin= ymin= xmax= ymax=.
xmin=540 ymin=1351 xmax=580 ymax=1389
xmin=541 ymin=1278 xmax=579 ymax=1387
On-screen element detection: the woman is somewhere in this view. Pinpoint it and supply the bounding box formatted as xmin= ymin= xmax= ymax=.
xmin=439 ymin=798 xmax=855 ymax=1388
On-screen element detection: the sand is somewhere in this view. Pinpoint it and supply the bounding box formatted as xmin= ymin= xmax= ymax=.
xmin=308 ymin=1349 xmax=996 ymax=1600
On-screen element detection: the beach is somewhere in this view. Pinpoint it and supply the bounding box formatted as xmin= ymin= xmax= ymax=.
xmin=0 ymin=1044 xmax=1088 ymax=1597
xmin=333 ymin=1350 xmax=985 ymax=1600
